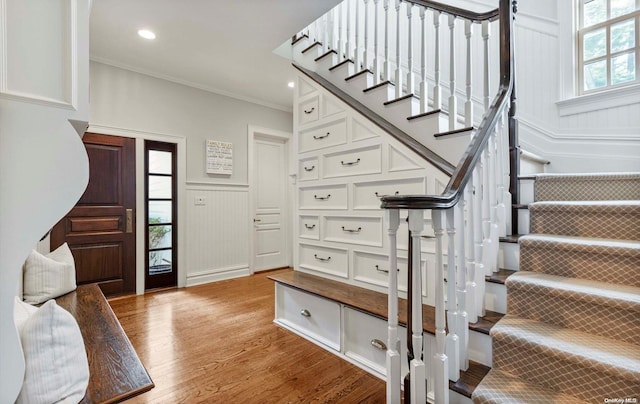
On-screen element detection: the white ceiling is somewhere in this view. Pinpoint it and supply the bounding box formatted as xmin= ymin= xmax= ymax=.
xmin=90 ymin=0 xmax=342 ymax=112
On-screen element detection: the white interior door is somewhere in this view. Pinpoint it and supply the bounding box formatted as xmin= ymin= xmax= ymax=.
xmin=253 ymin=137 xmax=288 ymax=271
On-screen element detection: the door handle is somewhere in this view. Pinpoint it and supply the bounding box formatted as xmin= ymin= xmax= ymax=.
xmin=126 ymin=209 xmax=133 ymax=233
xmin=254 ymin=218 xmax=261 ymax=222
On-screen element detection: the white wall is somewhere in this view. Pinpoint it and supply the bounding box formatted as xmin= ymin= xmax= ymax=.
xmin=89 ymin=61 xmax=293 ymax=287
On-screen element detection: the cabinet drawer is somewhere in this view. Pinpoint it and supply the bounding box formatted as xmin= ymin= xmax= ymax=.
xmin=275 ymin=283 xmax=340 ymax=351
xmin=298 ymin=157 xmax=319 ymax=181
xmin=353 ymin=177 xmax=426 ymax=210
xmin=299 ymin=119 xmax=347 ymax=153
xmin=299 ymin=216 xmax=319 ymax=240
xmin=299 ymin=184 xmax=347 ymax=210
xmin=323 ymin=145 xmax=381 ymax=179
xmin=352 ymin=250 xmax=409 ymax=292
xmin=299 ymin=243 xmax=348 ymax=278
xmin=343 ymin=307 xmax=408 ymax=377
xmin=298 ymin=97 xmax=319 ymax=126
xmin=323 ymin=216 xmax=382 ymax=247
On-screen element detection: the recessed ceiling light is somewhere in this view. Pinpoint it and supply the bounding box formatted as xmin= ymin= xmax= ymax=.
xmin=287 ymin=81 xmax=295 ymax=88
xmin=138 ymin=29 xmax=156 ymax=40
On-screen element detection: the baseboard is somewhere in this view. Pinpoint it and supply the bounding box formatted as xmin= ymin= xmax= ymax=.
xmin=186 ymin=265 xmax=250 ymax=287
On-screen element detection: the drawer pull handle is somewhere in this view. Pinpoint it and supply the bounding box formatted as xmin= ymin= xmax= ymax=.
xmin=304 ymin=224 xmax=316 ymax=230
xmin=314 ymin=194 xmax=331 ymax=200
xmin=304 ymin=107 xmax=315 ymax=115
xmin=341 ymin=226 xmax=362 ymax=233
xmin=314 ymin=254 xmax=331 ymax=262
xmin=371 ymin=339 xmax=387 ymax=351
xmin=375 ymin=265 xmax=399 ymax=274
xmin=341 ymin=158 xmax=361 ymax=166
xmin=300 ymin=309 xmax=311 ymax=317
xmin=304 ymin=165 xmax=315 ymax=172
xmin=313 ymin=132 xmax=330 ymax=140
xmin=375 ymin=191 xmax=400 ymax=198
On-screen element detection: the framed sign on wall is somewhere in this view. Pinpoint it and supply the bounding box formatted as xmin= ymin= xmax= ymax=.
xmin=206 ymin=140 xmax=233 ymax=175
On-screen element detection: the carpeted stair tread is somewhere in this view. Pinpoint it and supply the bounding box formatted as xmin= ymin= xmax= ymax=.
xmin=529 ymin=200 xmax=640 ymax=240
xmin=491 ymin=315 xmax=640 ymax=384
xmin=534 ymin=172 xmax=640 ymax=202
xmin=471 ymin=369 xmax=588 ymax=404
xmin=519 ymin=234 xmax=640 ymax=286
xmin=506 ymin=271 xmax=640 ymax=343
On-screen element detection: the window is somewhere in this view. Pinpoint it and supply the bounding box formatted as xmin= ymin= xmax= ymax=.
xmin=145 ymin=141 xmax=177 ymax=290
xmin=578 ymin=0 xmax=639 ymax=94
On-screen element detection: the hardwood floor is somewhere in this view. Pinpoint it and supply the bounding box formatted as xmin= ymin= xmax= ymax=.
xmin=108 ymin=269 xmax=386 ymax=403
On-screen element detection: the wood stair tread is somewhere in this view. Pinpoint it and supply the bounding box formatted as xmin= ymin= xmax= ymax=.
xmin=291 ymin=34 xmax=308 ymax=46
xmin=329 ymin=59 xmax=354 ymax=71
xmin=269 ymin=270 xmax=502 ymax=336
xmin=486 ymin=268 xmax=517 ymax=284
xmin=315 ymin=49 xmax=337 ymax=62
xmin=450 ymin=360 xmax=491 ymax=398
xmin=345 ymin=69 xmax=373 ymax=81
xmin=384 ymin=93 xmax=418 ymax=106
xmin=407 ymin=109 xmax=445 ymax=121
xmin=363 ymin=80 xmax=395 ymax=93
xmin=434 ymin=126 xmax=475 ymax=138
xmin=301 ymin=41 xmax=322 ymax=54
xmin=500 ymin=234 xmax=524 ymax=243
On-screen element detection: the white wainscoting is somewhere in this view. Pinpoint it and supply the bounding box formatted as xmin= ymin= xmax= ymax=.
xmin=185 ymin=182 xmax=251 ymax=286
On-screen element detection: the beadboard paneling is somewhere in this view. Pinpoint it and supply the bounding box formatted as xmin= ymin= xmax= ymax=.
xmin=185 ymin=185 xmax=250 ymax=285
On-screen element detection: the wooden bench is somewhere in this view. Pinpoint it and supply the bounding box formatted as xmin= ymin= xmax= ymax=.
xmin=56 ymin=284 xmax=154 ymax=403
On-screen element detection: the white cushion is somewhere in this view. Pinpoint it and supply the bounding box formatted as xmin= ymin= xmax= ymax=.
xmin=14 ymin=297 xmax=37 ymax=335
xmin=17 ymin=300 xmax=89 ymax=404
xmin=23 ymin=243 xmax=77 ymax=304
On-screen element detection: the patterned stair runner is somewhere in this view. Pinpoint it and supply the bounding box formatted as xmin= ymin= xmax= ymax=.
xmin=473 ymin=172 xmax=640 ymax=404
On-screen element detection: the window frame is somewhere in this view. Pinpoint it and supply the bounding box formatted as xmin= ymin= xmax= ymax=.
xmin=577 ymin=0 xmax=640 ymax=94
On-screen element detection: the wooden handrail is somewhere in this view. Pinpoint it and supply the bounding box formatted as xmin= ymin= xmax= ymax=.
xmin=406 ymin=0 xmax=499 ymax=22
xmin=381 ymin=0 xmax=514 ymax=211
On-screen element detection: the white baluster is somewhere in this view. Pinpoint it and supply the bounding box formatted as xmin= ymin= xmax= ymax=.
xmin=373 ymin=0 xmax=381 ymax=83
xmin=489 ymin=131 xmax=500 ymax=273
xmin=406 ymin=3 xmax=415 ymax=94
xmin=408 ymin=210 xmax=426 ymax=404
xmin=337 ymin=2 xmax=344 ymax=60
xmin=394 ymin=0 xmax=403 ymax=99
xmin=419 ymin=6 xmax=428 ymax=113
xmin=383 ymin=0 xmax=391 ymax=81
xmin=433 ymin=11 xmax=442 ymax=109
xmin=329 ymin=8 xmax=335 ymax=51
xmin=473 ymin=167 xmax=486 ymax=317
xmin=482 ymin=20 xmax=491 ymax=111
xmin=364 ymin=0 xmax=371 ymax=71
xmin=355 ymin=0 xmax=362 ymax=69
xmin=314 ymin=19 xmax=320 ymax=42
xmin=432 ymin=209 xmax=449 ymax=404
xmin=482 ymin=148 xmax=493 ymax=275
xmin=455 ymin=201 xmax=469 ymax=372
xmin=323 ymin=14 xmax=329 ymax=52
xmin=448 ymin=15 xmax=457 ymax=131
xmin=445 ymin=208 xmax=460 ymax=381
xmin=346 ymin=0 xmax=353 ymax=61
xmin=502 ymin=110 xmax=512 ymax=235
xmin=465 ymin=183 xmax=478 ymax=324
xmin=465 ymin=20 xmax=474 ymax=127
xmin=495 ymin=115 xmax=507 ymax=237
xmin=386 ymin=209 xmax=401 ymax=404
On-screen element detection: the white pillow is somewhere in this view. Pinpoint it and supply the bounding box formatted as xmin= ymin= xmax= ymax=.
xmin=14 ymin=297 xmax=37 ymax=335
xmin=17 ymin=300 xmax=89 ymax=404
xmin=23 ymin=243 xmax=77 ymax=304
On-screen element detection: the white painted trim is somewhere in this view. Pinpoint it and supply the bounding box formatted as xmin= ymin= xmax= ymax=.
xmin=186 ymin=180 xmax=249 ymax=188
xmin=90 ymin=56 xmax=294 ymax=113
xmin=557 ymin=0 xmax=577 ymax=101
xmin=0 ymin=0 xmax=77 ymax=109
xmin=186 ymin=265 xmax=250 ymax=287
xmin=519 ymin=117 xmax=640 ymax=140
xmin=556 ymin=83 xmax=640 ymax=116
xmin=247 ymin=125 xmax=293 ymax=275
xmin=186 ymin=184 xmax=250 ymax=192
xmin=88 ymin=124 xmax=188 ymax=294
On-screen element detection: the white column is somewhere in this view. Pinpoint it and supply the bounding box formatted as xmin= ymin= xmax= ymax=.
xmin=364 ymin=0 xmax=371 ymax=71
xmin=406 ymin=3 xmax=415 ymax=94
xmin=394 ymin=0 xmax=403 ymax=99
xmin=338 ymin=2 xmax=345 ymax=60
xmin=346 ymin=0 xmax=353 ymax=61
xmin=448 ymin=15 xmax=457 ymax=131
xmin=482 ymin=21 xmax=491 ymax=111
xmin=465 ymin=20 xmax=474 ymax=127
xmin=432 ymin=209 xmax=449 ymax=404
xmin=355 ymin=0 xmax=362 ymax=69
xmin=383 ymin=0 xmax=391 ymax=81
xmin=455 ymin=202 xmax=469 ymax=372
xmin=408 ymin=210 xmax=426 ymax=404
xmin=386 ymin=209 xmax=401 ymax=404
xmin=433 ymin=11 xmax=442 ymax=109
xmin=419 ymin=6 xmax=428 ymax=113
xmin=445 ymin=208 xmax=460 ymax=381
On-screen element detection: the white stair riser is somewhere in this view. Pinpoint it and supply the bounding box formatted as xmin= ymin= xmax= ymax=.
xmin=345 ymin=72 xmax=374 ymax=90
xmin=519 ymin=179 xmax=535 ymax=205
xmin=517 ymin=209 xmax=530 ymax=235
xmin=484 ymin=282 xmax=507 ymax=315
xmin=468 ymin=329 xmax=493 ymax=367
xmin=498 ymin=241 xmax=519 ymax=271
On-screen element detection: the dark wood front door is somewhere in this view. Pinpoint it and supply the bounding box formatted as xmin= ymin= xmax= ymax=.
xmin=52 ymin=133 xmax=136 ymax=296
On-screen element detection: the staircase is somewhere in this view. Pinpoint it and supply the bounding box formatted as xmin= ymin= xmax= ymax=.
xmin=474 ymin=173 xmax=640 ymax=403
xmin=285 ymin=1 xmax=640 ymax=403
